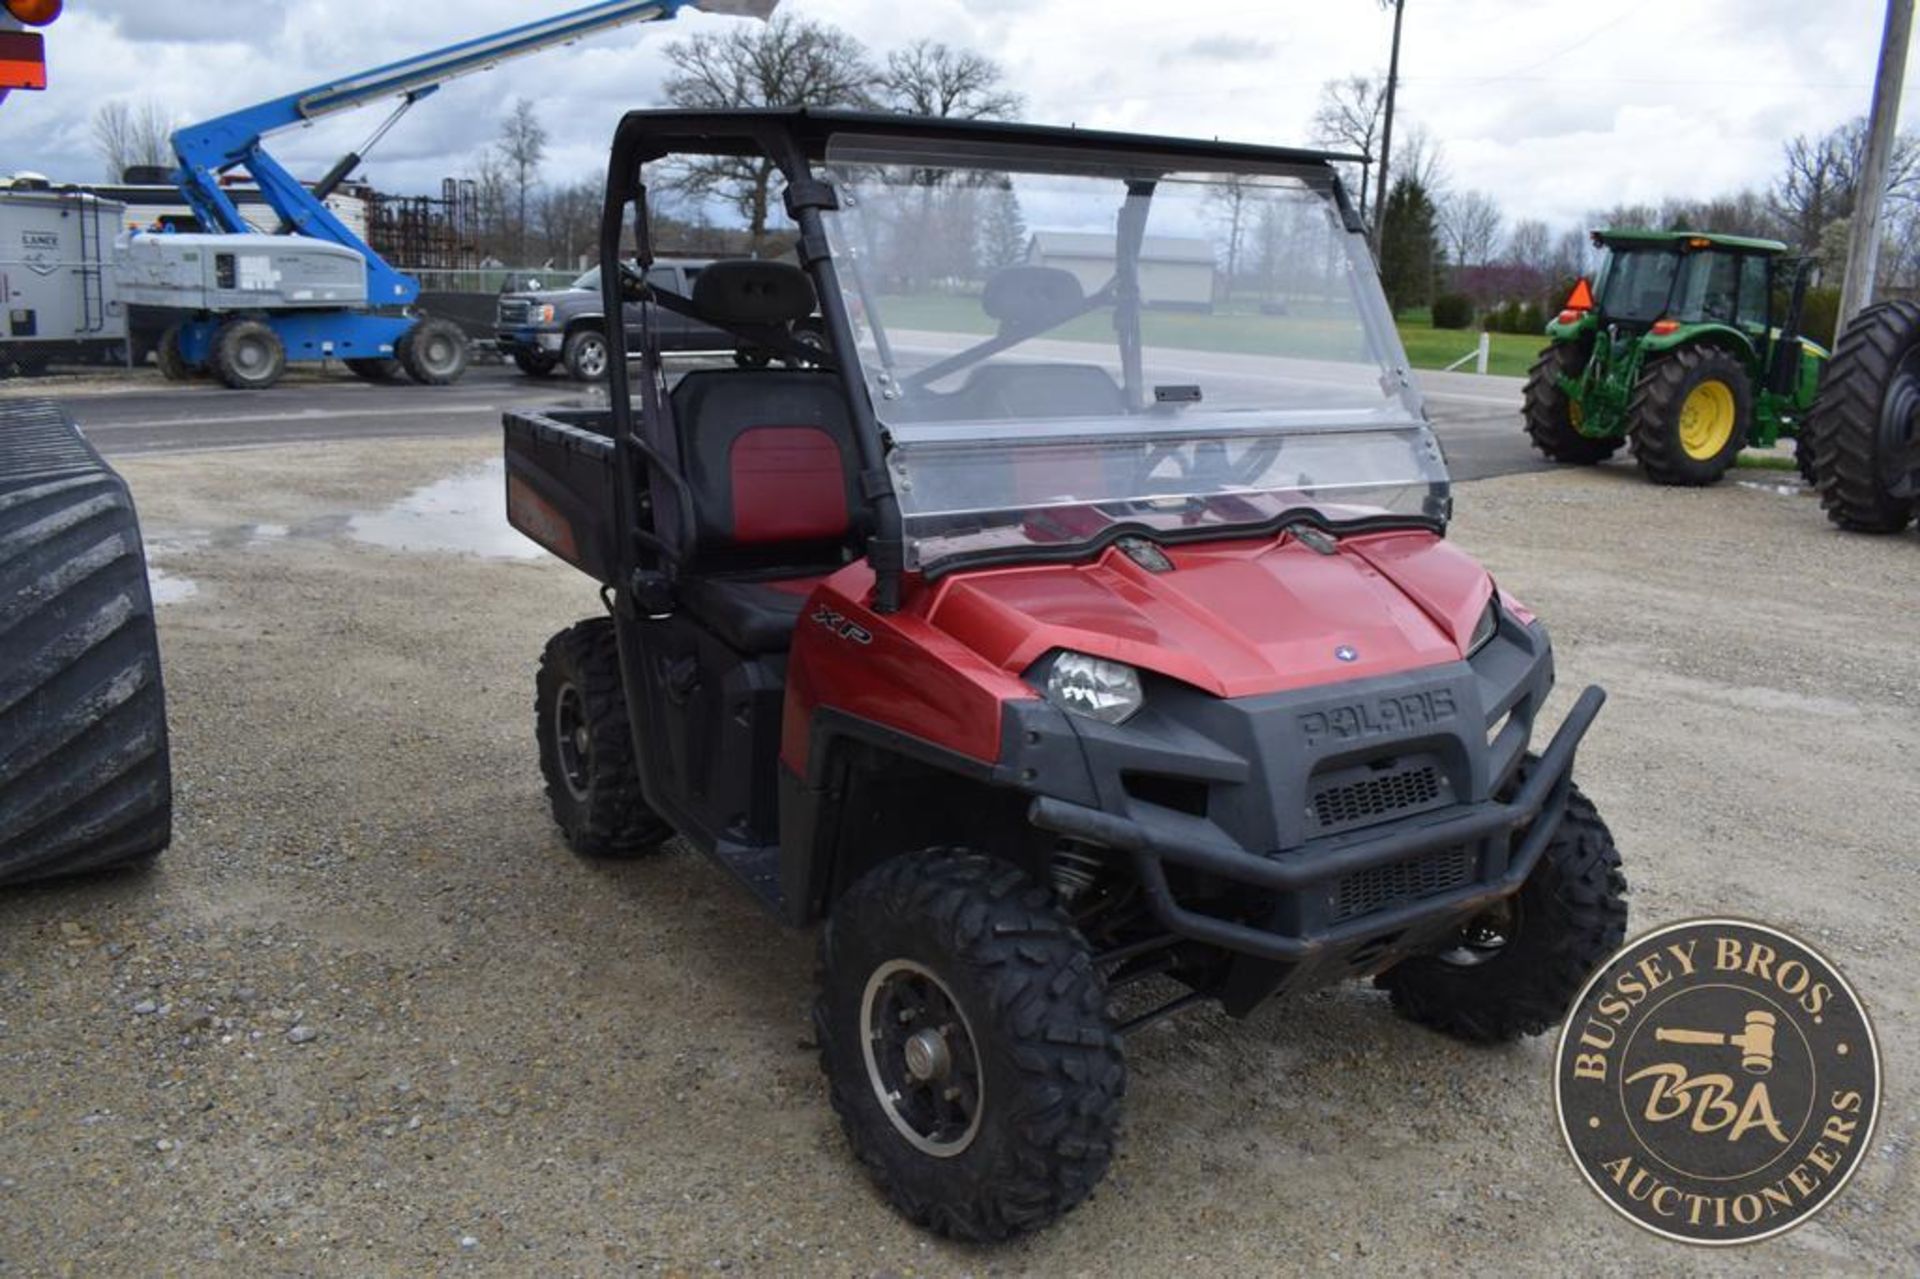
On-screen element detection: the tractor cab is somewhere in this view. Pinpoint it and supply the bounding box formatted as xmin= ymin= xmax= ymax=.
xmin=1525 ymin=229 xmax=1826 ymax=486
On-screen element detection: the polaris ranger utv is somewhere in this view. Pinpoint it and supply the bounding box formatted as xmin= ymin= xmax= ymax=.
xmin=504 ymin=109 xmax=1627 ymax=1241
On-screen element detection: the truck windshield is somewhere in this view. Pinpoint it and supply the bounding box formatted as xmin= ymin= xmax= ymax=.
xmin=818 ymin=135 xmax=1444 ymax=573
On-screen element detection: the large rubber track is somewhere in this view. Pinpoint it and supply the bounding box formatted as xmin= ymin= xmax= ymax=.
xmin=0 ymin=400 xmax=172 ymax=886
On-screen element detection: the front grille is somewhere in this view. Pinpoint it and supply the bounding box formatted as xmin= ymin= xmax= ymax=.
xmin=1330 ymin=846 xmax=1476 ymax=922
xmin=498 ymin=299 xmax=531 ymax=326
xmin=1311 ymin=763 xmax=1443 ymax=832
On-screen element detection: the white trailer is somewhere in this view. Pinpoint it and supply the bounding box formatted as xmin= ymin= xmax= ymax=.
xmin=0 ymin=186 xmax=127 ymax=373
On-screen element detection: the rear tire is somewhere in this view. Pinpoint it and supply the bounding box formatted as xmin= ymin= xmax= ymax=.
xmin=815 ymin=850 xmax=1125 ymax=1242
xmin=1628 ymin=346 xmax=1751 ymax=486
xmin=513 ymin=350 xmax=560 ymax=379
xmin=346 ymin=357 xmax=403 ymax=384
xmin=398 ymin=317 xmax=469 ymax=386
xmin=1523 ymin=342 xmax=1620 ymax=464
xmin=0 ymin=401 xmax=172 ymax=886
xmin=1804 ymin=299 xmax=1920 ymax=533
xmin=535 ymin=618 xmax=671 ymax=857
xmin=209 ymin=319 xmax=286 ymax=391
xmin=563 ymin=328 xmax=610 ymax=382
xmin=155 ymin=326 xmax=197 ymax=382
xmin=1376 ymin=761 xmax=1626 ymax=1044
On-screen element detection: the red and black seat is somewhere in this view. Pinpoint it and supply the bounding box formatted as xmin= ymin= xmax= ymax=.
xmin=664 ymin=262 xmax=861 ymax=652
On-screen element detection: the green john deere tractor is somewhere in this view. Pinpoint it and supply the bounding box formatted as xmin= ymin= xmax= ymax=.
xmin=1522 ymin=230 xmax=1826 ymax=486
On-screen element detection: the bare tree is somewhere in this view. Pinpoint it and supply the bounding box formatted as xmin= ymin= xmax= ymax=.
xmin=92 ymin=100 xmax=176 ymax=182
xmin=1505 ymin=218 xmax=1553 ymax=274
xmin=1309 ymin=75 xmax=1384 ymax=221
xmin=538 ymin=179 xmax=602 ymax=270
xmin=1206 ymin=176 xmax=1255 ymax=301
xmin=1773 ymin=118 xmax=1920 ymax=251
xmin=1392 ymin=123 xmax=1448 ymax=202
xmin=662 ymin=15 xmax=875 ymax=249
xmin=880 ymin=40 xmax=1021 ymax=119
xmin=497 ymin=99 xmax=548 ymax=265
xmin=1440 ymin=189 xmax=1502 ymax=268
xmin=1550 ymin=226 xmax=1593 ymax=280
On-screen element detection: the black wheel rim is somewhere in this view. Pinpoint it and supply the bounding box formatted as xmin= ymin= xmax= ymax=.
xmin=1880 ymin=348 xmax=1920 ymax=498
xmin=861 ymin=959 xmax=984 ymax=1158
xmin=1436 ymin=898 xmax=1519 ymax=968
xmin=552 ymin=681 xmax=591 ymax=801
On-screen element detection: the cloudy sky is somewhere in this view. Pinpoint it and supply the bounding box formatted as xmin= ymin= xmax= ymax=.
xmin=3 ymin=0 xmax=1910 ymax=232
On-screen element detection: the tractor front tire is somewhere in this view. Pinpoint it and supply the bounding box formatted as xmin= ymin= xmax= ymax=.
xmin=0 ymin=401 xmax=172 ymax=886
xmin=1803 ymin=299 xmax=1920 ymax=533
xmin=1628 ymin=346 xmax=1751 ymax=485
xmin=1523 ymin=342 xmax=1620 ymax=464
xmin=1376 ymin=762 xmax=1626 ymax=1044
xmin=535 ymin=619 xmax=672 ymax=858
xmin=398 ymin=317 xmax=470 ymax=386
xmin=209 ymin=319 xmax=286 ymax=391
xmin=815 ymin=851 xmax=1125 ymax=1243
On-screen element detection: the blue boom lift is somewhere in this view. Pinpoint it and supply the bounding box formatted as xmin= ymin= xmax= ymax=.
xmin=148 ymin=0 xmax=775 ymax=389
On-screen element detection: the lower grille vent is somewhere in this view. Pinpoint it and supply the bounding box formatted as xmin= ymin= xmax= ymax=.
xmin=1331 ymin=847 xmax=1476 ymax=922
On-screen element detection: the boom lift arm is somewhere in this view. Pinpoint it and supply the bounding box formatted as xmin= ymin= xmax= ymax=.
xmin=167 ymin=0 xmax=775 ymax=306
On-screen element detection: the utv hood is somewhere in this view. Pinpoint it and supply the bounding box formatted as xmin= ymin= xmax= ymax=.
xmin=924 ymin=530 xmax=1493 ymax=700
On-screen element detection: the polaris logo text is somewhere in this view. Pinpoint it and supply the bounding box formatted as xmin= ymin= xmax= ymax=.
xmin=1298 ymin=689 xmax=1456 ymax=747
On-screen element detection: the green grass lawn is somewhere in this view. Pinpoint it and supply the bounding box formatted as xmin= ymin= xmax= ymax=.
xmin=869 ymin=292 xmax=1542 ymax=378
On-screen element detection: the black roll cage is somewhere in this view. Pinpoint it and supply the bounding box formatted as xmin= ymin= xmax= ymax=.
xmin=596 ymin=108 xmax=1364 ymax=616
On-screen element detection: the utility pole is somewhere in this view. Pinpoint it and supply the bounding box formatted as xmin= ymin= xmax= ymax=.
xmin=1839 ymin=0 xmax=1913 ymax=326
xmin=1371 ymin=0 xmax=1406 ymax=256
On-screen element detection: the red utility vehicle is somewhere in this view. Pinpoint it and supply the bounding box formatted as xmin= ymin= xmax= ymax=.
xmin=504 ymin=109 xmax=1628 ymax=1241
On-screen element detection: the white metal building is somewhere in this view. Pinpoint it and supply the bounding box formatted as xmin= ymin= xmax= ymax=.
xmin=1026 ymin=231 xmax=1217 ymax=310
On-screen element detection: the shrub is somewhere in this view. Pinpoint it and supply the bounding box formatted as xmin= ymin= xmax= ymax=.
xmin=1519 ymin=302 xmax=1545 ymax=333
xmin=1431 ymin=293 xmax=1474 ymax=330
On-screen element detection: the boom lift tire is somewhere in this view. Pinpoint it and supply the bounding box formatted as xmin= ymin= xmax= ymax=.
xmin=0 ymin=401 xmax=172 ymax=887
xmin=209 ymin=319 xmax=288 ymax=391
xmin=397 ymin=317 xmax=470 ymax=386
xmin=1804 ymin=299 xmax=1920 ymax=533
xmin=156 ymin=326 xmax=199 ymax=382
xmin=346 ymin=357 xmax=405 ymax=384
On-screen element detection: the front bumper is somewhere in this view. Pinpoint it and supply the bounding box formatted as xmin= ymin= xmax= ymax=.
xmin=496 ymin=327 xmax=564 ymax=355
xmin=1030 ymin=684 xmax=1603 ymax=967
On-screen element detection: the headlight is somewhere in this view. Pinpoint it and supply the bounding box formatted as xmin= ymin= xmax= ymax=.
xmin=534 ymin=304 xmax=556 ymax=324
xmin=1467 ymin=594 xmax=1500 ymax=656
xmin=1044 ymin=651 xmax=1144 ymax=725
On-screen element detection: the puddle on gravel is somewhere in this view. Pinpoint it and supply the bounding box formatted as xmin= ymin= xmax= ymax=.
xmin=1736 ymin=480 xmax=1809 ymax=498
xmin=348 ymin=458 xmax=541 ymax=560
xmin=147 ymin=565 xmax=199 ymax=606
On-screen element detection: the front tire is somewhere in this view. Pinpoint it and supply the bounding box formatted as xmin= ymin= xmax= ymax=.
xmin=815 ymin=851 xmax=1125 ymax=1242
xmin=1629 ymin=346 xmax=1751 ymax=485
xmin=208 ymin=319 xmax=286 ymax=391
xmin=563 ymin=328 xmax=610 ymax=382
xmin=155 ymin=326 xmax=198 ymax=382
xmin=1376 ymin=764 xmax=1627 ymax=1044
xmin=1523 ymin=342 xmax=1620 ymax=464
xmin=534 ymin=619 xmax=671 ymax=857
xmin=1803 ymin=299 xmax=1920 ymax=533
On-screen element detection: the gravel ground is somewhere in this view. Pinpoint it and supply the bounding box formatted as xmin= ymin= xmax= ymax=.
xmin=1 ymin=438 xmax=1914 ymax=1276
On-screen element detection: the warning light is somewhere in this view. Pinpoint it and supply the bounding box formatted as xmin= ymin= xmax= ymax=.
xmin=1564 ymin=278 xmax=1596 ymax=312
xmin=2 ymin=0 xmax=63 ymax=27
xmin=1685 ymin=237 xmax=1713 ymax=250
xmin=1650 ymin=318 xmax=1681 ymax=336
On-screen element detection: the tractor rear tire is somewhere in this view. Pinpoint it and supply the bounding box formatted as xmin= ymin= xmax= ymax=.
xmin=1803 ymin=299 xmax=1920 ymax=533
xmin=1628 ymin=346 xmax=1751 ymax=486
xmin=535 ymin=618 xmax=672 ymax=858
xmin=1376 ymin=760 xmax=1626 ymax=1044
xmin=398 ymin=317 xmax=470 ymax=386
xmin=0 ymin=401 xmax=172 ymax=887
xmin=1523 ymin=342 xmax=1620 ymax=464
xmin=155 ymin=326 xmax=198 ymax=382
xmin=815 ymin=850 xmax=1125 ymax=1242
xmin=346 ymin=357 xmax=404 ymax=384
xmin=209 ymin=319 xmax=286 ymax=391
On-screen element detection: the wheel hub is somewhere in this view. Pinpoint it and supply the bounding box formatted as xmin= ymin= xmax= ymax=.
xmin=1880 ymin=351 xmax=1920 ymax=499
xmin=1678 ymin=379 xmax=1737 ymax=460
xmin=860 ymin=959 xmax=983 ymax=1158
xmin=552 ymin=681 xmax=591 ymax=801
xmin=1437 ymin=898 xmax=1519 ymax=968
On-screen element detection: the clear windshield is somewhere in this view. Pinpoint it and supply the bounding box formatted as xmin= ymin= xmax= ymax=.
xmin=818 ymin=136 xmax=1444 ymax=572
xmin=1596 ymin=249 xmax=1680 ymax=324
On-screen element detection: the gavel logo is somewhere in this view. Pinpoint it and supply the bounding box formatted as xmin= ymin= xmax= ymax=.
xmin=1654 ymin=1009 xmax=1778 ymax=1075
